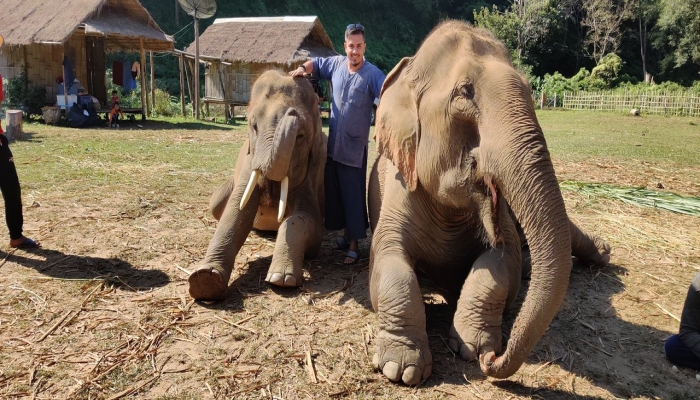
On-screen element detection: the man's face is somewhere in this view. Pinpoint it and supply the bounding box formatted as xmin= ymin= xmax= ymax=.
xmin=344 ymin=33 xmax=366 ymax=68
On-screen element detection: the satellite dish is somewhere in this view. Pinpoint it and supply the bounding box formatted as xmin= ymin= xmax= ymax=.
xmin=178 ymin=0 xmax=217 ymax=119
xmin=178 ymin=0 xmax=216 ymax=19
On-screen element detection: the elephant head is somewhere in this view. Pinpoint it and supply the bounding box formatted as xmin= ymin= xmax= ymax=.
xmin=375 ymin=21 xmax=571 ymax=378
xmin=240 ymin=70 xmax=323 ymax=223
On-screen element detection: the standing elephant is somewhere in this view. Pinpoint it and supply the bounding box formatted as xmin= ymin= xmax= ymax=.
xmin=188 ymin=70 xmax=327 ymax=301
xmin=367 ymin=21 xmax=610 ymax=384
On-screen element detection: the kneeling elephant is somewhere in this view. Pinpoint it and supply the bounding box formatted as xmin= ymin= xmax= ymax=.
xmin=367 ymin=21 xmax=611 ymax=385
xmin=188 ymin=70 xmax=326 ymax=301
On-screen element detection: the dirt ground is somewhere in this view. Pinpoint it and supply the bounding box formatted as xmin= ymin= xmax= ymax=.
xmin=1 ymin=120 xmax=699 ymax=399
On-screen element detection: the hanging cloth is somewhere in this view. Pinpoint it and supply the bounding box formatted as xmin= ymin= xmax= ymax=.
xmin=62 ymin=56 xmax=76 ymax=89
xmin=131 ymin=61 xmax=140 ymax=80
xmin=112 ymin=61 xmax=124 ymax=86
xmin=122 ymin=61 xmax=136 ymax=91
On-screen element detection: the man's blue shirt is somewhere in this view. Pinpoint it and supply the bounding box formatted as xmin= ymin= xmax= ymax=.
xmin=313 ymin=56 xmax=385 ymax=168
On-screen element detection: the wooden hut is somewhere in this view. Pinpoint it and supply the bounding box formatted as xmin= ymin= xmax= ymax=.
xmin=178 ymin=16 xmax=337 ymax=117
xmin=0 ymin=0 xmax=173 ymax=118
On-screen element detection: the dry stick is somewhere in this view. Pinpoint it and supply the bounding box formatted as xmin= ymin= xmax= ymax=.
xmin=0 ymin=249 xmax=17 ymax=269
xmin=578 ymin=339 xmax=613 ymax=357
xmin=213 ymin=314 xmax=258 ymax=334
xmin=531 ymin=360 xmax=553 ymax=375
xmin=106 ymin=374 xmax=160 ymax=400
xmin=653 ymin=302 xmax=680 ymax=322
xmin=305 ymin=350 xmax=318 ymax=384
xmin=38 ymin=255 xmax=72 ymax=271
xmin=35 ymin=309 xmax=73 ymax=343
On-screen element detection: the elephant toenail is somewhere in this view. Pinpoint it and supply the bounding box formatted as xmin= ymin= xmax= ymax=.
xmin=372 ymin=353 xmax=380 ymax=369
xmin=402 ymin=366 xmax=420 ymax=386
xmin=283 ymin=275 xmax=297 ymax=286
xmin=382 ymin=361 xmax=401 ymax=381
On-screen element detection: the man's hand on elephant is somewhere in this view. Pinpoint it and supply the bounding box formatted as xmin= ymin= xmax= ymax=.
xmin=289 ymin=66 xmax=306 ymax=78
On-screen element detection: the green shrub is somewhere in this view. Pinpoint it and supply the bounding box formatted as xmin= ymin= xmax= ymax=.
xmin=153 ymin=88 xmax=177 ymax=116
xmin=5 ymin=73 xmax=46 ymax=119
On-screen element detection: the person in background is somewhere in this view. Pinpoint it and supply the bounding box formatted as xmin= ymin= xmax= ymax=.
xmin=110 ymin=90 xmax=119 ymax=108
xmin=665 ymin=271 xmax=700 ymax=370
xmin=109 ymin=102 xmax=123 ymax=128
xmin=0 ymin=58 xmax=42 ymax=249
xmin=289 ymin=23 xmax=385 ymax=265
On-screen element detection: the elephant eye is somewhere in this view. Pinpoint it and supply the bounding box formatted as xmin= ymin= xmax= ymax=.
xmin=461 ymin=83 xmax=475 ymax=100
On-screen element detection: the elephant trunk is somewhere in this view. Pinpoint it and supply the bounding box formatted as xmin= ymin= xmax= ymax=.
xmin=478 ymin=98 xmax=571 ymax=379
xmin=243 ymin=108 xmax=299 ymax=218
xmin=251 ymin=108 xmax=299 ymax=182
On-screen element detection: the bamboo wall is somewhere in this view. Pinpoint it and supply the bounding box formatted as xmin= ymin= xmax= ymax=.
xmin=562 ymin=90 xmax=700 ymax=117
xmin=203 ymin=62 xmax=273 ymax=105
xmin=0 ymin=33 xmax=89 ymax=103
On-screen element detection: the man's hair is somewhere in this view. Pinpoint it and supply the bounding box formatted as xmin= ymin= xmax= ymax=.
xmin=112 ymin=90 xmax=117 ymax=94
xmin=344 ymin=23 xmax=365 ymax=41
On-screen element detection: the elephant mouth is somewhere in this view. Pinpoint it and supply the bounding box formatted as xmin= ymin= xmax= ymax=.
xmin=240 ymin=169 xmax=289 ymax=223
xmin=476 ymin=173 xmax=502 ymax=246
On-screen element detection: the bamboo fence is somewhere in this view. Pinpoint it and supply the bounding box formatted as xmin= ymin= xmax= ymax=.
xmin=560 ymin=90 xmax=700 ymax=116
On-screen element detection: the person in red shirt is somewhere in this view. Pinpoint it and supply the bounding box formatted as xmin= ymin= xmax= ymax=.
xmin=109 ymin=102 xmax=124 ymax=128
xmin=0 ymin=35 xmax=42 ymax=249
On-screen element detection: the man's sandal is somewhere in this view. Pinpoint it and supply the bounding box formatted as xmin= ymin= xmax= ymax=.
xmin=334 ymin=237 xmax=350 ymax=251
xmin=344 ymin=250 xmax=359 ymax=265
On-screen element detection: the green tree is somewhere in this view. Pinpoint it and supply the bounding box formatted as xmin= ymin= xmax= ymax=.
xmin=474 ymin=0 xmax=562 ymax=66
xmin=653 ymin=0 xmax=700 ymax=73
xmin=580 ymin=0 xmax=634 ymax=64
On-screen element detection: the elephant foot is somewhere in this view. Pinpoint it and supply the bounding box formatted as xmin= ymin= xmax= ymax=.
xmin=447 ymin=322 xmax=500 ymax=363
xmin=265 ymin=261 xmax=303 ymax=287
xmin=188 ymin=267 xmax=229 ymax=301
xmin=372 ymin=328 xmax=432 ymax=386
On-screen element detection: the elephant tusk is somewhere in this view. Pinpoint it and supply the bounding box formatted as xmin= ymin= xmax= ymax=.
xmin=278 ymin=176 xmax=289 ymax=223
xmin=239 ymin=169 xmax=261 ymax=210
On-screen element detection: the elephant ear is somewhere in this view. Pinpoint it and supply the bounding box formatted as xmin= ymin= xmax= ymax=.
xmin=375 ymin=57 xmax=420 ymax=191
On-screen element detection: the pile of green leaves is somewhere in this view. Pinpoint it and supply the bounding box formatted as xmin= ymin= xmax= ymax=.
xmin=560 ymin=181 xmax=700 ymax=216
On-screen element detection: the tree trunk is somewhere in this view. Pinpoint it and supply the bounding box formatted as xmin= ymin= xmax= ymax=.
xmin=5 ymin=110 xmax=23 ymax=141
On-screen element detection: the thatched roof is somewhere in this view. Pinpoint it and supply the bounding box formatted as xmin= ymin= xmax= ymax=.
xmin=186 ymin=16 xmax=337 ymax=65
xmin=0 ymin=0 xmax=173 ymax=52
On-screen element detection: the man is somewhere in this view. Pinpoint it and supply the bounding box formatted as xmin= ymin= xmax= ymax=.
xmin=290 ymin=23 xmax=385 ymax=265
xmin=665 ymin=271 xmax=700 ymax=370
xmin=0 ymin=34 xmax=41 ymax=249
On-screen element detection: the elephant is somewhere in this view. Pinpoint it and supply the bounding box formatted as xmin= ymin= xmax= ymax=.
xmin=188 ymin=70 xmax=327 ymax=300
xmin=367 ymin=21 xmax=611 ymax=385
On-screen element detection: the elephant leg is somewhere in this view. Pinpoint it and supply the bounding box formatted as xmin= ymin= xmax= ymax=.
xmin=189 ymin=173 xmax=260 ymax=301
xmin=370 ymin=253 xmax=432 ymax=386
xmin=449 ymin=202 xmax=521 ymax=361
xmin=570 ymin=221 xmax=611 ymax=267
xmin=209 ymin=176 xmax=236 ymax=221
xmin=265 ymin=209 xmax=322 ymax=287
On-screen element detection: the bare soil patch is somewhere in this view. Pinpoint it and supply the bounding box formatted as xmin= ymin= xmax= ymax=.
xmin=0 ymin=118 xmax=699 ymax=399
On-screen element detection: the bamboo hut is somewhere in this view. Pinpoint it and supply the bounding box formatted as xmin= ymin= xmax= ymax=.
xmin=0 ymin=0 xmax=173 ymax=118
xmin=177 ymin=16 xmax=337 ymax=118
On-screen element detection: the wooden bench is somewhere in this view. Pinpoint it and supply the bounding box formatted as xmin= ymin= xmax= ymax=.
xmin=97 ymin=107 xmax=146 ymax=121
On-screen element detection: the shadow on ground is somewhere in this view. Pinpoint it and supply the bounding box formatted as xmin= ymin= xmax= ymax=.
xmin=1 ymin=247 xmax=169 ymax=290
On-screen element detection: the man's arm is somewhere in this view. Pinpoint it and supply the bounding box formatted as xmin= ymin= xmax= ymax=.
xmin=679 ymin=272 xmax=700 ymax=359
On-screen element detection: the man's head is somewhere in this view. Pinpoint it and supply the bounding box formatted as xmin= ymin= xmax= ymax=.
xmin=344 ymin=24 xmax=366 ymax=70
xmin=113 ymin=102 xmax=120 ymax=110
xmin=112 ymin=90 xmax=117 ymax=96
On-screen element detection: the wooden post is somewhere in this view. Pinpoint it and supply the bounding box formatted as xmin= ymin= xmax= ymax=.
xmin=194 ymin=18 xmax=201 ymax=119
xmin=5 ymin=110 xmax=23 ymax=141
xmin=150 ymin=51 xmax=155 ymax=115
xmin=61 ymin=46 xmax=68 ymax=111
xmin=140 ymin=39 xmax=147 ymax=121
xmin=179 ymin=53 xmax=186 ymax=117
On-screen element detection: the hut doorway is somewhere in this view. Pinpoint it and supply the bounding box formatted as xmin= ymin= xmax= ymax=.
xmin=85 ymin=36 xmax=107 ymax=104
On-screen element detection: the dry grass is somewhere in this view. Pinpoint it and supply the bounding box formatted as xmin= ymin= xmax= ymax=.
xmin=0 ymin=111 xmax=699 ymax=399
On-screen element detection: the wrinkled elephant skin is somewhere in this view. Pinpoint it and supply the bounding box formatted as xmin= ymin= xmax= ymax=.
xmin=367 ymin=21 xmax=611 ymax=384
xmin=188 ymin=70 xmax=327 ymax=300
